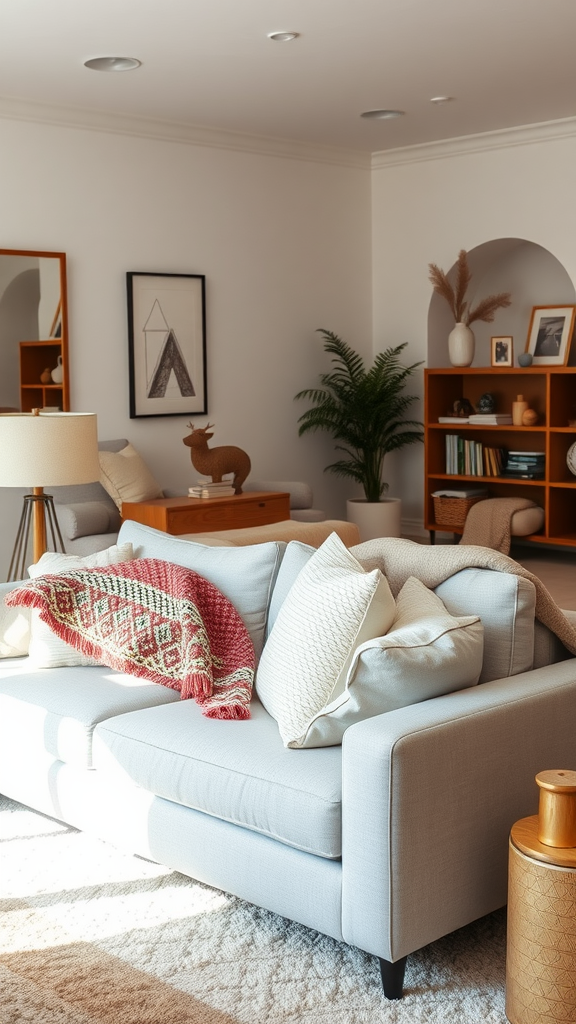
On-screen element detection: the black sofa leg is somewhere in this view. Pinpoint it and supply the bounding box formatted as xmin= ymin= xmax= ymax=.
xmin=379 ymin=956 xmax=407 ymax=999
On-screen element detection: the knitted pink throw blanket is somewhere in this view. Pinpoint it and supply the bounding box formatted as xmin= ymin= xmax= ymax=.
xmin=6 ymin=558 xmax=255 ymax=719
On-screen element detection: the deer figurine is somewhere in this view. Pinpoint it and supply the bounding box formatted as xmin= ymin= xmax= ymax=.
xmin=183 ymin=423 xmax=251 ymax=494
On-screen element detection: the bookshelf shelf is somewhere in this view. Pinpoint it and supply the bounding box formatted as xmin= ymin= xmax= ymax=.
xmin=425 ymin=366 xmax=576 ymax=546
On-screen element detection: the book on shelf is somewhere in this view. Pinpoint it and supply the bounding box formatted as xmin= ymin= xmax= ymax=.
xmin=438 ymin=416 xmax=469 ymax=423
xmin=468 ymin=413 xmax=513 ymax=424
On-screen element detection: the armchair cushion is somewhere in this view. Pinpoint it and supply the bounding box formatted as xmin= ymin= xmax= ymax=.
xmin=99 ymin=442 xmax=163 ymax=510
xmin=57 ymin=500 xmax=121 ymax=541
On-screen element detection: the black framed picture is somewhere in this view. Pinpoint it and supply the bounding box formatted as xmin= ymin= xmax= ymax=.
xmin=127 ymin=272 xmax=207 ymax=418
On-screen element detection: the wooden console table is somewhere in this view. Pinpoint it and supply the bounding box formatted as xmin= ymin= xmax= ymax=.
xmin=121 ymin=491 xmax=291 ymax=536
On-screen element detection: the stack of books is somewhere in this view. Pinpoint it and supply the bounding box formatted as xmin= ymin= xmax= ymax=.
xmin=188 ymin=477 xmax=236 ymax=498
xmin=468 ymin=412 xmax=513 ymax=425
xmin=503 ymin=451 xmax=545 ymax=479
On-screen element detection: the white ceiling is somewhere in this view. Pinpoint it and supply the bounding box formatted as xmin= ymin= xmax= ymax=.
xmin=2 ymin=0 xmax=576 ymax=155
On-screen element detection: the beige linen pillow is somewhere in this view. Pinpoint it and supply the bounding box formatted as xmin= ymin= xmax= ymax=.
xmin=26 ymin=543 xmax=134 ymax=668
xmin=255 ymin=531 xmax=396 ymax=748
xmin=98 ymin=442 xmax=163 ymax=510
xmin=293 ymin=576 xmax=484 ymax=748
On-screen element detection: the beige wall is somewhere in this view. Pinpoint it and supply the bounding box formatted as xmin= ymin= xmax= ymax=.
xmin=0 ymin=116 xmax=372 ymax=574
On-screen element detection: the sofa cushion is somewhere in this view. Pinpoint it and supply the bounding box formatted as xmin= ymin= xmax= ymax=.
xmin=255 ymin=532 xmax=396 ymax=748
xmin=26 ymin=543 xmax=134 ymax=668
xmin=0 ymin=663 xmax=180 ymax=769
xmin=0 ymin=581 xmax=31 ymax=658
xmin=92 ymin=695 xmax=343 ymax=858
xmin=434 ymin=567 xmax=536 ymax=682
xmin=293 ymin=577 xmax=483 ymax=748
xmin=117 ymin=521 xmax=283 ymax=658
xmin=99 ymin=442 xmax=163 ymax=510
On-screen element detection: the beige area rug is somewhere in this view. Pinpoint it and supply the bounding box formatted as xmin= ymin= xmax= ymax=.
xmin=0 ymin=795 xmax=509 ymax=1023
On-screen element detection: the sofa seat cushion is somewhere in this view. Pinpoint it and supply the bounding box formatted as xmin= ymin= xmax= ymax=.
xmin=0 ymin=662 xmax=180 ymax=769
xmin=92 ymin=695 xmax=343 ymax=859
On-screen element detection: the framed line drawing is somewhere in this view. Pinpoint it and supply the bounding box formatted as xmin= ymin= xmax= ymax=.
xmin=491 ymin=335 xmax=513 ymax=367
xmin=525 ymin=305 xmax=575 ymax=366
xmin=127 ymin=272 xmax=207 ymax=418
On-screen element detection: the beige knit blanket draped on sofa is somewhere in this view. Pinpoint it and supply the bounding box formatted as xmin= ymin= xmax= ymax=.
xmin=351 ymin=537 xmax=576 ymax=657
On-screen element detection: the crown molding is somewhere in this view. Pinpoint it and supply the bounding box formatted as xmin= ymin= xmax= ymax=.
xmin=371 ymin=116 xmax=576 ymax=169
xmin=0 ymin=95 xmax=371 ymax=170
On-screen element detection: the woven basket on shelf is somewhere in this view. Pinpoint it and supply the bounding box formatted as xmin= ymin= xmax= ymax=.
xmin=433 ymin=495 xmax=486 ymax=528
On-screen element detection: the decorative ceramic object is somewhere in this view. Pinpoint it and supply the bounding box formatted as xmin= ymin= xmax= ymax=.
xmin=183 ymin=422 xmax=251 ymax=493
xmin=40 ymin=368 xmax=52 ymax=384
xmin=512 ymin=394 xmax=529 ymax=426
xmin=518 ymin=352 xmax=533 ymax=367
xmin=522 ymin=408 xmax=538 ymax=427
xmin=477 ymin=392 xmax=495 ymax=413
xmin=448 ymin=322 xmax=475 ymax=367
xmin=567 ymin=441 xmax=576 ymax=477
xmin=51 ymin=355 xmax=63 ymax=384
xmin=346 ymin=497 xmax=401 ymax=542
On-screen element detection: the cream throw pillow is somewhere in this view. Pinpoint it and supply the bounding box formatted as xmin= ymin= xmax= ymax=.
xmin=255 ymin=532 xmax=396 ymax=748
xmin=98 ymin=442 xmax=163 ymax=510
xmin=27 ymin=543 xmax=134 ymax=668
xmin=296 ymin=576 xmax=484 ymax=748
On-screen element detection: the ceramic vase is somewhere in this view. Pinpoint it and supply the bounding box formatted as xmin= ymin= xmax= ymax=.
xmin=346 ymin=497 xmax=401 ymax=542
xmin=448 ymin=322 xmax=475 ymax=367
xmin=51 ymin=355 xmax=63 ymax=384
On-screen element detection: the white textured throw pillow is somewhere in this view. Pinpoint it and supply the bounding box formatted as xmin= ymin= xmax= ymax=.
xmin=26 ymin=543 xmax=134 ymax=668
xmin=98 ymin=442 xmax=163 ymax=510
xmin=255 ymin=531 xmax=396 ymax=748
xmin=294 ymin=576 xmax=484 ymax=748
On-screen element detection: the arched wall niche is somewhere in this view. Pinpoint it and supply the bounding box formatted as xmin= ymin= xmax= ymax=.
xmin=427 ymin=238 xmax=576 ymax=368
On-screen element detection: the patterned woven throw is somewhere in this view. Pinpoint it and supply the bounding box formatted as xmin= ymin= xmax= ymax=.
xmin=6 ymin=558 xmax=255 ymax=719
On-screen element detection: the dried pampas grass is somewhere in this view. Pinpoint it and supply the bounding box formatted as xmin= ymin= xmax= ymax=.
xmin=428 ymin=249 xmax=511 ymax=326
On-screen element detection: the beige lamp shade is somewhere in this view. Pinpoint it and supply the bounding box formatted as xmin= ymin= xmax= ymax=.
xmin=0 ymin=412 xmax=99 ymax=488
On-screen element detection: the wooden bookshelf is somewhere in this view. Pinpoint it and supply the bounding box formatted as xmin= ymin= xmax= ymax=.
xmin=425 ymin=366 xmax=576 ymax=546
xmin=19 ymin=340 xmax=66 ymax=412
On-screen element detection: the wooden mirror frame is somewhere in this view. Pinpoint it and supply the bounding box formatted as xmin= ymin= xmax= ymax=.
xmin=0 ymin=248 xmax=69 ymax=412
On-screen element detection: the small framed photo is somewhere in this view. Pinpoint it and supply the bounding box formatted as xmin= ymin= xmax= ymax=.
xmin=491 ymin=336 xmax=513 ymax=367
xmin=525 ymin=305 xmax=576 ymax=366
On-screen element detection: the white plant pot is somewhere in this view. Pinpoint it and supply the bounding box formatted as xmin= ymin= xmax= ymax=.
xmin=346 ymin=497 xmax=402 ymax=542
xmin=448 ymin=322 xmax=475 ymax=367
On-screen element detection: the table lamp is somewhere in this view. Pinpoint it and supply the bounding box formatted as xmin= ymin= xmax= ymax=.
xmin=0 ymin=410 xmax=99 ymax=580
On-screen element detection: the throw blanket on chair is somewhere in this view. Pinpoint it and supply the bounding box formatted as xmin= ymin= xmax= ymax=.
xmin=460 ymin=496 xmax=539 ymax=554
xmin=6 ymin=558 xmax=256 ymax=719
xmin=351 ymin=537 xmax=576 ymax=656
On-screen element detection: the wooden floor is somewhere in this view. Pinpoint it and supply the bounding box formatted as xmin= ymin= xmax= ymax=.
xmin=510 ymin=544 xmax=576 ymax=611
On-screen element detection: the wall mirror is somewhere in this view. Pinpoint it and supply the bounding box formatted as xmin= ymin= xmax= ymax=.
xmin=0 ymin=248 xmax=69 ymax=412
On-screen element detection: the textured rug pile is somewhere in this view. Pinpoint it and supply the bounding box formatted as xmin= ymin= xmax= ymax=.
xmin=0 ymin=794 xmax=509 ymax=1023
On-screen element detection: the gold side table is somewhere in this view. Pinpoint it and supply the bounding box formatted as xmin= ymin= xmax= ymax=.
xmin=506 ymin=770 xmax=576 ymax=1024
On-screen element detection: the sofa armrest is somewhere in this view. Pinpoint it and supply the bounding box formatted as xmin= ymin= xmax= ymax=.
xmin=0 ymin=581 xmax=30 ymax=657
xmin=341 ymin=659 xmax=576 ymax=963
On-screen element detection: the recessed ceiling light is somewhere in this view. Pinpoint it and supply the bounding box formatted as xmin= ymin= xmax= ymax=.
xmin=430 ymin=96 xmax=454 ymax=104
xmin=84 ymin=56 xmax=142 ymax=72
xmin=267 ymin=31 xmax=299 ymax=42
xmin=360 ymin=109 xmax=404 ymax=120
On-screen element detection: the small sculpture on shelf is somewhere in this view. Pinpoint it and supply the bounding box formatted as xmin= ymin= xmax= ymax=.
xmin=40 ymin=368 xmax=52 ymax=384
xmin=477 ymin=392 xmax=495 ymax=414
xmin=451 ymin=398 xmax=475 ymax=418
xmin=183 ymin=423 xmax=251 ymax=494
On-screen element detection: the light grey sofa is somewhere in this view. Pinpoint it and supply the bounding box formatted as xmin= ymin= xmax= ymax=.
xmin=0 ymin=521 xmax=575 ymax=999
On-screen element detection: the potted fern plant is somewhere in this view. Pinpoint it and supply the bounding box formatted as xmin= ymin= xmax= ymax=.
xmin=295 ymin=329 xmax=423 ymax=540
